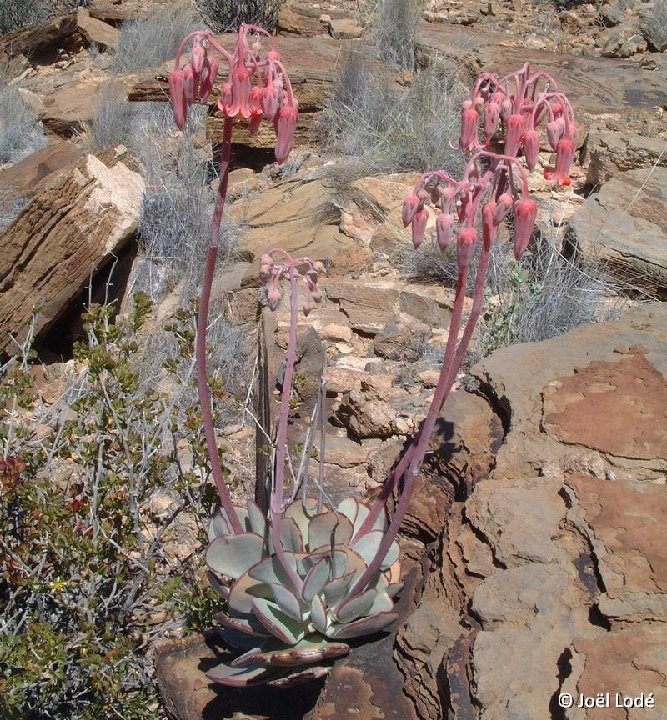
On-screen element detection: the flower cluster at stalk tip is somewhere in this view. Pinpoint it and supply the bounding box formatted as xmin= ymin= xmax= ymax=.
xmin=458 ymin=62 xmax=577 ymax=186
xmin=168 ymin=24 xmax=299 ymax=163
xmin=260 ymin=250 xmax=326 ymax=317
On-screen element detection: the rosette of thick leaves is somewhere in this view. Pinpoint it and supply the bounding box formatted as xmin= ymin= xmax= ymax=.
xmin=205 ymin=498 xmax=402 ymax=686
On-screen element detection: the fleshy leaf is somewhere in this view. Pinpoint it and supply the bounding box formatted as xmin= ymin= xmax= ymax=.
xmin=207 ymin=570 xmax=229 ymax=599
xmin=284 ymin=499 xmax=317 ymax=540
xmin=206 ymin=533 xmax=265 ymax=580
xmin=217 ymin=613 xmax=272 ymax=640
xmin=321 ymin=570 xmax=355 ymax=607
xmin=206 ymin=661 xmax=271 ymax=687
xmin=326 ymin=611 xmax=399 ymax=640
xmin=279 ymin=516 xmax=304 ymax=553
xmin=270 ymin=583 xmax=303 ymax=621
xmin=310 ymin=593 xmax=329 ymax=633
xmin=334 ymin=588 xmax=376 ymax=623
xmin=308 ymin=512 xmax=353 ymax=551
xmin=266 ymin=666 xmax=330 ymax=688
xmin=208 ymin=506 xmax=248 ymax=541
xmin=302 ymin=557 xmax=330 ymax=602
xmin=351 ymin=531 xmax=399 ymax=570
xmin=246 ymin=500 xmax=267 ymax=537
xmin=252 ymin=639 xmax=349 ymax=668
xmin=228 ymin=571 xmax=268 ymax=614
xmin=252 ymin=598 xmax=306 ymax=645
xmin=337 ymin=498 xmax=371 ymax=536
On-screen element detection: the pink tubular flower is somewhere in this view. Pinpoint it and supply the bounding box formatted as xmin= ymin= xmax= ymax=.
xmin=457 ymin=227 xmax=477 ymax=273
xmin=512 ymin=197 xmax=537 ymax=259
xmin=482 ymin=201 xmax=497 ymax=245
xmin=459 ymin=102 xmax=480 ymax=152
xmin=546 ymin=118 xmax=564 ymax=150
xmin=402 ymin=192 xmax=421 ymax=227
xmin=262 ymin=79 xmax=281 ymax=121
xmin=493 ymin=192 xmax=514 ymax=225
xmin=411 ymin=207 xmax=429 ymax=249
xmin=483 ymin=101 xmax=501 ymax=142
xmin=274 ymin=98 xmax=299 ymax=164
xmin=191 ymin=42 xmax=205 ymax=75
xmin=199 ymin=56 xmax=219 ymax=103
xmin=248 ymin=85 xmax=264 ymax=135
xmin=183 ymin=64 xmax=195 ymax=106
xmin=267 ymin=279 xmax=282 ymax=310
xmin=551 ymin=137 xmax=575 ymax=186
xmin=228 ymin=63 xmax=252 ymax=118
xmin=522 ymin=129 xmax=540 ymax=171
xmin=504 ymin=114 xmax=525 ymax=157
xmin=436 ymin=212 xmax=455 ymax=252
xmin=168 ymin=68 xmax=187 ymax=130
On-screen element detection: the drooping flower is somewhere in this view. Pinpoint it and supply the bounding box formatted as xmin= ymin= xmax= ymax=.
xmin=492 ymin=192 xmax=514 ymax=225
xmin=457 ymin=226 xmax=477 ymax=272
xmin=522 ymin=129 xmax=540 ymax=171
xmin=504 ymin=114 xmax=525 ymax=157
xmin=436 ymin=212 xmax=455 ymax=252
xmin=549 ymin=137 xmax=575 ymax=186
xmin=483 ymin=101 xmax=501 ymax=142
xmin=168 ymin=68 xmax=187 ymax=130
xmin=228 ymin=63 xmax=252 ymax=118
xmin=546 ymin=118 xmax=564 ymax=150
xmin=459 ymin=101 xmax=480 ymax=152
xmin=402 ymin=192 xmax=421 ymax=227
xmin=411 ymin=207 xmax=429 ymax=249
xmin=274 ymin=98 xmax=299 ymax=164
xmin=512 ymin=197 xmax=537 ymax=259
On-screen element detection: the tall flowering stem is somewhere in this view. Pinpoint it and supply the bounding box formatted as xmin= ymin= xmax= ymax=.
xmin=258 ymin=250 xmax=325 ymax=593
xmin=352 ymin=65 xmax=576 ymax=595
xmin=168 ymin=25 xmax=299 ymax=534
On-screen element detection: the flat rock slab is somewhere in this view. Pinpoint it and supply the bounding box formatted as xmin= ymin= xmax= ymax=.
xmin=567 ymin=167 xmax=667 ymax=298
xmin=543 ymin=346 xmax=667 ymax=460
xmin=0 ymin=147 xmax=143 ymax=355
xmin=417 ymin=23 xmax=667 ymax=121
xmin=566 ymin=474 xmax=667 ymax=623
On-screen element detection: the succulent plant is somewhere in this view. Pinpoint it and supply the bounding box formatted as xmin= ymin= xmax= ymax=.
xmin=204 ymin=498 xmax=402 ymax=686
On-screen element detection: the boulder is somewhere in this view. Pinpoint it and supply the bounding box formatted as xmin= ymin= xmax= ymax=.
xmin=566 ymin=168 xmax=667 ymax=298
xmin=76 ymin=7 xmax=119 ymax=50
xmin=0 ymin=15 xmax=82 ymax=61
xmin=0 ymin=147 xmax=144 ymax=355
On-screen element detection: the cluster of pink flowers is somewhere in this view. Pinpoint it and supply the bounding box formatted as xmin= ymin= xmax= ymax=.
xmin=459 ymin=62 xmax=576 ymax=186
xmin=403 ymin=152 xmax=537 ymax=264
xmin=168 ymin=24 xmax=299 ymax=163
xmin=260 ymin=250 xmax=326 ymax=316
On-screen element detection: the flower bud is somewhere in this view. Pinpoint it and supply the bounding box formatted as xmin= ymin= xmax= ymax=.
xmin=504 ymin=114 xmax=524 ymax=157
xmin=522 ymin=129 xmax=540 ymax=171
xmin=493 ymin=193 xmax=514 ymax=225
xmin=168 ymin=68 xmax=187 ymax=130
xmin=411 ymin=207 xmax=429 ymax=249
xmin=459 ymin=106 xmax=480 ymax=151
xmin=274 ymin=98 xmax=299 ymax=164
xmin=435 ymin=212 xmax=454 ymax=252
xmin=483 ymin=101 xmax=501 ymax=142
xmin=457 ymin=227 xmax=477 ymax=273
xmin=267 ymin=280 xmax=282 ymax=310
xmin=401 ymin=192 xmax=421 ymax=227
xmin=546 ymin=118 xmax=564 ymax=151
xmin=512 ymin=197 xmax=537 ymax=259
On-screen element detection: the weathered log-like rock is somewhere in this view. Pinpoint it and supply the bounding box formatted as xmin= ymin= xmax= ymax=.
xmin=76 ymin=7 xmax=119 ymax=50
xmin=0 ymin=15 xmax=82 ymax=61
xmin=0 ymin=147 xmax=144 ymax=355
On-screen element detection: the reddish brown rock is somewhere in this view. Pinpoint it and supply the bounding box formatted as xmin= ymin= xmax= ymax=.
xmin=571 ymin=627 xmax=667 ymax=719
xmin=543 ymin=347 xmax=667 ymax=460
xmin=76 ymin=7 xmax=119 ymax=50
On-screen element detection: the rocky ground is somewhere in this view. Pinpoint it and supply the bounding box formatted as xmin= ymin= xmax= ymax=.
xmin=0 ymin=0 xmax=666 ymax=719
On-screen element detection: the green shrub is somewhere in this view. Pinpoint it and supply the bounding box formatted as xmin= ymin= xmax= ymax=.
xmin=0 ymin=296 xmax=248 ymax=719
